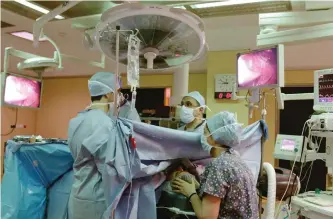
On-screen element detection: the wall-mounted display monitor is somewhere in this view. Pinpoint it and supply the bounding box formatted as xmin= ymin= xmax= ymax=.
xmin=236 ymin=44 xmax=284 ymax=89
xmin=2 ymin=73 xmax=42 ymax=108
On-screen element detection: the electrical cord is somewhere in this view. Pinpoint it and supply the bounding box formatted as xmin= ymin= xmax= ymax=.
xmin=275 ymin=119 xmax=313 ymax=218
xmin=301 ymin=162 xmax=314 ymax=182
xmin=286 ymin=120 xmax=313 ymax=210
xmin=304 ymin=163 xmax=314 ymax=193
xmin=299 ymin=120 xmax=316 ymax=178
xmin=304 ymin=137 xmax=324 ymax=192
xmin=275 ymin=153 xmax=299 ymax=218
xmin=286 ymin=119 xmax=320 ymax=212
xmin=300 ymin=137 xmax=323 ymax=183
xmin=1 ymin=108 xmax=18 ymax=136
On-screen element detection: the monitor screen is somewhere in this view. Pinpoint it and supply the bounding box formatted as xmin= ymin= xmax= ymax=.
xmin=281 ymin=139 xmax=296 ymax=151
xmin=237 ymin=47 xmax=278 ymax=88
xmin=3 ymin=74 xmax=42 ymax=108
xmin=318 ymin=74 xmax=333 ymax=103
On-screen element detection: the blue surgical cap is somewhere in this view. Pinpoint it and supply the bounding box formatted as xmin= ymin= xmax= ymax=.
xmin=206 ymin=111 xmax=242 ymax=147
xmin=183 ymin=91 xmax=205 ymax=106
xmin=88 ymin=72 xmax=120 ymax=97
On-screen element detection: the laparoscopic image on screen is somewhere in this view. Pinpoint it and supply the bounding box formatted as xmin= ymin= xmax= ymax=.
xmin=237 ymin=48 xmax=278 ymax=88
xmin=4 ymin=75 xmax=42 ymax=108
xmin=319 ymin=74 xmax=333 ymax=103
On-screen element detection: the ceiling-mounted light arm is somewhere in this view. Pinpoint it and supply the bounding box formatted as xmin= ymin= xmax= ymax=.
xmin=4 ymin=47 xmax=106 ymax=75
xmin=33 ymin=1 xmax=81 ymax=47
xmin=60 ymin=53 xmax=106 ymax=69
xmin=4 ymin=47 xmax=11 ymax=73
xmin=41 ymin=34 xmax=63 ymax=69
xmin=257 ymin=23 xmax=333 ymax=46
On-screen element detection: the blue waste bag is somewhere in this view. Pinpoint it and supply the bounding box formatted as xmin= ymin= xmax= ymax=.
xmin=1 ymin=141 xmax=74 ymax=219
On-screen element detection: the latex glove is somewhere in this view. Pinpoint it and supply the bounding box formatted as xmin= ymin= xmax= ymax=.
xmin=172 ymin=177 xmax=197 ymax=198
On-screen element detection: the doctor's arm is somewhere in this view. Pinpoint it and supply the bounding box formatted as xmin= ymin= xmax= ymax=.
xmin=173 ymin=164 xmax=230 ymax=219
xmin=172 ymin=178 xmax=221 ymax=219
xmin=191 ymin=193 xmax=221 ymax=219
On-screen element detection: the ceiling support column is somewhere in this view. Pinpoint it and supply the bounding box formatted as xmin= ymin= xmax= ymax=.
xmin=170 ymin=63 xmax=189 ymax=106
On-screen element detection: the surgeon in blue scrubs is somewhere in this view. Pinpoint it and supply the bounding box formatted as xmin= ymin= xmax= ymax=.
xmin=178 ymin=91 xmax=221 ymax=157
xmin=178 ymin=91 xmax=207 ymax=133
xmin=67 ymin=72 xmax=118 ymax=219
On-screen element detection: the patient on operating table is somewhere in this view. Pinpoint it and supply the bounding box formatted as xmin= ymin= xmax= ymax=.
xmin=162 ymin=159 xmax=201 ymax=193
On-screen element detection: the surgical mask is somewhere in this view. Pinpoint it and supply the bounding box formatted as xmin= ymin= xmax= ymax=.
xmin=180 ymin=106 xmax=206 ymax=124
xmin=180 ymin=106 xmax=195 ymax=124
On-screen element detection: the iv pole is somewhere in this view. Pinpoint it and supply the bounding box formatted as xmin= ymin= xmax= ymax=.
xmin=111 ymin=26 xmax=139 ymax=117
xmin=114 ymin=26 xmax=120 ymax=117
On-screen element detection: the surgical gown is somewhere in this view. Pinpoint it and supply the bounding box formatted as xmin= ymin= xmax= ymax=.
xmin=119 ymin=101 xmax=141 ymax=122
xmin=67 ymin=109 xmax=114 ymax=219
xmin=178 ymin=120 xmax=206 ymax=133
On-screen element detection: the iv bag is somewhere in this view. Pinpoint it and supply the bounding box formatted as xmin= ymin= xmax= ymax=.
xmin=127 ymin=34 xmax=140 ymax=88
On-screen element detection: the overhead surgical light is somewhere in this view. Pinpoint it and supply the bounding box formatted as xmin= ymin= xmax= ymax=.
xmin=191 ymin=0 xmax=269 ymax=9
xmin=14 ymin=0 xmax=64 ymax=19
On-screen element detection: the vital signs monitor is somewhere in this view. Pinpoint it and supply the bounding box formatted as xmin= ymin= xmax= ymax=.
xmin=274 ymin=134 xmax=305 ymax=162
xmin=314 ymin=68 xmax=333 ymax=112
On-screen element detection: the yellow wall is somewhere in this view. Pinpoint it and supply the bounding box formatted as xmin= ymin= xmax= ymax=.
xmin=121 ymin=73 xmax=207 ymax=98
xmin=206 ymin=50 xmax=249 ymax=125
xmin=33 ymin=73 xmax=206 ymax=139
